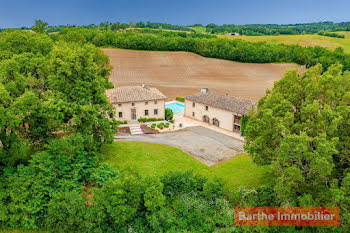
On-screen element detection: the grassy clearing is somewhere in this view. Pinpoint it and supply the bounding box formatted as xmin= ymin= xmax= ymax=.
xmin=189 ymin=26 xmax=208 ymax=34
xmin=220 ymin=32 xmax=350 ymax=53
xmin=101 ymin=142 xmax=274 ymax=193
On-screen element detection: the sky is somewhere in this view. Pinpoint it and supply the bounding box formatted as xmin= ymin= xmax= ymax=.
xmin=1 ymin=0 xmax=350 ymax=28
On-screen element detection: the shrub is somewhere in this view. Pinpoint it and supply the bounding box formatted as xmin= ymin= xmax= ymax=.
xmin=46 ymin=191 xmax=87 ymax=232
xmin=176 ymin=97 xmax=184 ymax=102
xmin=90 ymin=164 xmax=119 ymax=186
xmin=240 ymin=116 xmax=248 ymax=136
xmin=161 ymin=171 xmax=207 ymax=196
xmin=138 ymin=118 xmax=164 ymax=123
xmin=116 ymin=120 xmax=128 ymax=124
xmin=169 ymin=120 xmax=174 ymax=123
xmin=151 ymin=124 xmax=156 ymax=129
xmin=159 ymin=125 xmax=164 ymax=129
xmin=165 ymin=108 xmax=174 ymax=120
xmin=164 ymin=123 xmax=169 ymax=128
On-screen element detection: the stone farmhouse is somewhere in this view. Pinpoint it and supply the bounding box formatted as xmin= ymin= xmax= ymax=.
xmin=184 ymin=89 xmax=256 ymax=133
xmin=107 ymin=85 xmax=167 ymax=122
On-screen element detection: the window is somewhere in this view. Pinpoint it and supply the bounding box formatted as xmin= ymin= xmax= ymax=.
xmin=118 ymin=112 xmax=123 ymax=118
xmin=154 ymin=101 xmax=158 ymax=104
xmin=213 ymin=118 xmax=220 ymax=127
xmin=234 ymin=124 xmax=241 ymax=132
xmin=205 ymin=106 xmax=209 ymax=111
xmin=234 ymin=115 xmax=241 ymax=124
xmin=154 ymin=109 xmax=158 ymax=115
xmin=145 ymin=102 xmax=148 ymax=105
xmin=145 ymin=110 xmax=149 ymax=116
xmin=131 ymin=102 xmax=135 ymax=106
xmin=118 ymin=104 xmax=122 ymax=107
xmin=192 ymin=102 xmax=195 ymax=107
xmin=192 ymin=112 xmax=195 ymax=117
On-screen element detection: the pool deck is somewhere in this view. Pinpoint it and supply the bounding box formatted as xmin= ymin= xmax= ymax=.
xmin=166 ymin=101 xmax=244 ymax=141
xmin=165 ymin=100 xmax=184 ymax=105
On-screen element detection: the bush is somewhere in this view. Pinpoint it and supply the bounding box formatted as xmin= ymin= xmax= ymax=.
xmin=240 ymin=116 xmax=248 ymax=136
xmin=90 ymin=164 xmax=119 ymax=186
xmin=176 ymin=97 xmax=184 ymax=102
xmin=165 ymin=108 xmax=173 ymax=121
xmin=116 ymin=120 xmax=127 ymax=124
xmin=151 ymin=124 xmax=156 ymax=128
xmin=164 ymin=123 xmax=169 ymax=128
xmin=169 ymin=120 xmax=174 ymax=123
xmin=161 ymin=171 xmax=207 ymax=196
xmin=138 ymin=118 xmax=164 ymax=123
xmin=46 ymin=191 xmax=87 ymax=232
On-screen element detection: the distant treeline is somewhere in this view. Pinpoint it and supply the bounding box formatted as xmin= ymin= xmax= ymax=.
xmin=205 ymin=22 xmax=350 ymax=35
xmin=45 ymin=21 xmax=194 ymax=33
xmin=53 ymin=28 xmax=350 ymax=71
xmin=8 ymin=21 xmax=350 ymax=36
xmin=317 ymin=31 xmax=345 ymax=38
xmin=134 ymin=22 xmax=193 ymax=31
xmin=129 ymin=28 xmax=216 ymax=39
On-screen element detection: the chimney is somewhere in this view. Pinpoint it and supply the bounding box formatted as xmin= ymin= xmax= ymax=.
xmin=201 ymin=88 xmax=209 ymax=93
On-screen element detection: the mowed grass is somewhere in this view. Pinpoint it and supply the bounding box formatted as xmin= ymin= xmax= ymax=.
xmin=219 ymin=32 xmax=350 ymax=53
xmin=101 ymin=142 xmax=274 ymax=193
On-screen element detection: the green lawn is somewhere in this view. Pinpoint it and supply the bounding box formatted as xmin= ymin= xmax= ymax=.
xmin=101 ymin=142 xmax=274 ymax=193
xmin=219 ymin=32 xmax=350 ymax=53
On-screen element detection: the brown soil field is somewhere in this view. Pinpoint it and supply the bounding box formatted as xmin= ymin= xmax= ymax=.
xmin=103 ymin=48 xmax=303 ymax=101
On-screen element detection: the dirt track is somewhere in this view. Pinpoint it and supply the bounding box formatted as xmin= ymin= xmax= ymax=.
xmin=104 ymin=48 xmax=302 ymax=101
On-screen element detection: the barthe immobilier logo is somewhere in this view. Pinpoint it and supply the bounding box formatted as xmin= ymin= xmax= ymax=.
xmin=235 ymin=207 xmax=339 ymax=226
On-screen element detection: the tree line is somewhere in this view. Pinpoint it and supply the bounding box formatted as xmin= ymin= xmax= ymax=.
xmin=7 ymin=20 xmax=350 ymax=36
xmin=318 ymin=31 xmax=345 ymax=38
xmin=205 ymin=21 xmax=350 ymax=35
xmin=53 ymin=27 xmax=350 ymax=72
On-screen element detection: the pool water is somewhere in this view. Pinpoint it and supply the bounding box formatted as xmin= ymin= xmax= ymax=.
xmin=165 ymin=102 xmax=185 ymax=114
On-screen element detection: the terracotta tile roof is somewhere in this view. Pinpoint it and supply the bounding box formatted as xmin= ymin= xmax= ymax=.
xmin=184 ymin=92 xmax=256 ymax=115
xmin=107 ymin=86 xmax=167 ymax=103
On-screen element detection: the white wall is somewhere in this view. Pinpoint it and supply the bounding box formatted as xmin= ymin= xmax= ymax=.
xmin=112 ymin=100 xmax=165 ymax=122
xmin=184 ymin=99 xmax=239 ymax=132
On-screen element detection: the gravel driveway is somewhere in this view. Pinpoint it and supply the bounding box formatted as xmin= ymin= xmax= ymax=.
xmin=115 ymin=126 xmax=245 ymax=166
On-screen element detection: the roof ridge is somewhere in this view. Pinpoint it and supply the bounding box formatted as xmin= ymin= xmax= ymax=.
xmin=184 ymin=91 xmax=256 ymax=115
xmin=107 ymin=85 xmax=167 ymax=103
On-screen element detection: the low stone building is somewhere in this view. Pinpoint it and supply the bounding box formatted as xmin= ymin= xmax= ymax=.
xmin=184 ymin=89 xmax=256 ymax=133
xmin=107 ymin=85 xmax=167 ymax=122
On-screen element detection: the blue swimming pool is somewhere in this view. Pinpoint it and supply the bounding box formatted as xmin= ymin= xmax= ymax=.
xmin=165 ymin=102 xmax=185 ymax=114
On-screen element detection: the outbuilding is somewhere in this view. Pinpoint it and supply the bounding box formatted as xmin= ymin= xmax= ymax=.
xmin=184 ymin=89 xmax=256 ymax=133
